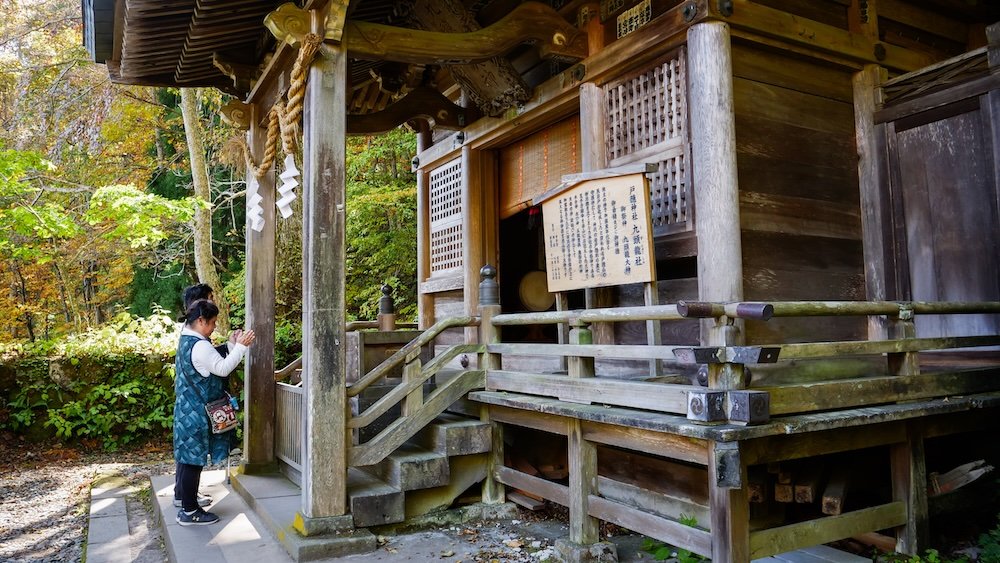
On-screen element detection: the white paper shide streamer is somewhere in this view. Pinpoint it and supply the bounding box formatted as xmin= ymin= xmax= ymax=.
xmin=276 ymin=154 xmax=300 ymax=219
xmin=246 ymin=174 xmax=265 ymax=232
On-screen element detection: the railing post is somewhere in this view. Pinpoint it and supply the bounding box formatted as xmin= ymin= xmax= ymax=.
xmin=889 ymin=305 xmax=919 ymax=376
xmin=477 ymin=265 xmax=505 ymax=505
xmin=568 ymin=320 xmax=595 ymax=378
xmin=887 ymin=305 xmax=928 ymax=553
xmin=378 ymin=284 xmax=397 ymax=331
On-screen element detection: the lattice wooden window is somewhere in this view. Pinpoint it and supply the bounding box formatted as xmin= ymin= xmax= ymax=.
xmin=429 ymin=158 xmax=464 ymax=274
xmin=604 ymin=49 xmax=692 ymax=237
xmin=649 ymin=154 xmax=688 ymax=235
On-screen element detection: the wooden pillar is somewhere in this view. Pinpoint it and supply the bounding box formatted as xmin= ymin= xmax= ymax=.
xmin=688 ymin=22 xmax=750 ymax=563
xmin=462 ymin=146 xmax=498 ymax=343
xmin=242 ymin=106 xmax=277 ymax=471
xmin=568 ymin=321 xmax=599 ymax=545
xmin=579 ymin=83 xmax=615 ymax=346
xmin=478 ymin=266 xmax=505 ymax=504
xmin=709 ymin=442 xmax=749 ymax=563
xmin=689 ymin=22 xmax=743 ymax=317
xmin=301 ymin=40 xmax=348 ymax=518
xmin=854 ymin=64 xmax=891 ymax=340
xmin=891 ymin=422 xmax=928 ymax=555
xmin=416 ymin=124 xmax=434 ymax=329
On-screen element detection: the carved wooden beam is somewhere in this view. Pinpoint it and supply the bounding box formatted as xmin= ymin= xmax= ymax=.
xmin=212 ymin=53 xmax=259 ymax=94
xmin=408 ymin=0 xmax=530 ymax=116
xmin=220 ymin=100 xmax=252 ymax=130
xmin=266 ymin=1 xmax=586 ymax=65
xmin=266 ymin=1 xmax=349 ymax=47
xmin=346 ymin=87 xmax=481 ymax=134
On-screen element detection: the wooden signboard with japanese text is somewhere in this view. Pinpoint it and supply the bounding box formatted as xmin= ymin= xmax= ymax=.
xmin=541 ymin=173 xmax=655 ymax=292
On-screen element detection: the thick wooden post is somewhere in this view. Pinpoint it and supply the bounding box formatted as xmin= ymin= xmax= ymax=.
xmin=854 ymin=64 xmax=891 ymax=340
xmin=416 ymin=124 xmax=435 ymax=329
xmin=689 ymin=21 xmax=749 ymax=563
xmin=891 ymin=422 xmax=928 ymax=555
xmin=689 ymin=22 xmax=743 ymax=319
xmin=579 ymin=83 xmax=615 ymax=347
xmin=478 ymin=265 xmax=505 ymax=504
xmin=567 ymin=320 xmax=599 ymax=546
xmin=301 ymin=40 xmax=348 ymax=520
xmin=242 ymin=106 xmax=277 ymax=471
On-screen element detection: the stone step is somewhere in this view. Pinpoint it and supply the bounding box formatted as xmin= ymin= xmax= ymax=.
xmin=347 ymin=468 xmax=404 ymax=528
xmin=362 ymin=444 xmax=450 ymax=492
xmin=415 ymin=413 xmax=492 ymax=456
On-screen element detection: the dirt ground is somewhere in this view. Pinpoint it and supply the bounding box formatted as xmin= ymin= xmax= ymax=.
xmin=1 ymin=435 xmax=994 ymax=563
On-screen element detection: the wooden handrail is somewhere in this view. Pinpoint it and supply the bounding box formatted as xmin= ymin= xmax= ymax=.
xmin=677 ymin=300 xmax=1000 ymax=320
xmin=349 ymin=344 xmax=483 ymax=428
xmin=275 ymin=356 xmax=302 ymax=380
xmin=492 ymin=304 xmax=684 ymax=326
xmin=347 ymin=315 xmax=480 ymax=397
xmin=273 ymin=320 xmax=421 ymax=380
xmin=491 ymin=301 xmax=1000 ymax=327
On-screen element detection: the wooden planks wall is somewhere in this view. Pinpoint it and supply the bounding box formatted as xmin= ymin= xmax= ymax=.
xmin=732 ymin=42 xmax=866 ymax=345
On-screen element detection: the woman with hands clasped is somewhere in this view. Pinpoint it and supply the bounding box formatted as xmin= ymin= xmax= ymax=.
xmin=173 ymin=299 xmax=255 ymax=526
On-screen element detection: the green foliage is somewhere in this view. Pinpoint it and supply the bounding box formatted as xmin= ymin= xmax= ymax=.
xmin=44 ymin=361 xmax=174 ymax=450
xmin=640 ymin=516 xmax=705 ymax=563
xmin=345 ymin=129 xmax=418 ymax=321
xmin=85 ymin=184 xmax=205 ymax=248
xmin=274 ymin=319 xmax=302 ymax=371
xmin=979 ymin=515 xmax=1000 ymax=563
xmin=1 ymin=311 xmax=181 ymax=449
xmin=129 ymin=263 xmax=190 ymax=318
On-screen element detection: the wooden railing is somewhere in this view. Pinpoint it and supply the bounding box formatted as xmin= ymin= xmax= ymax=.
xmin=346 ymin=315 xmax=484 ymax=467
xmin=485 ymin=299 xmax=1000 ymax=425
xmin=274 ymin=320 xmax=419 ymax=383
xmin=275 ymin=382 xmax=303 ymax=471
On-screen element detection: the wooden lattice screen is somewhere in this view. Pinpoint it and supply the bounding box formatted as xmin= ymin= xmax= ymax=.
xmin=604 ymin=48 xmax=692 ymax=236
xmin=429 ymin=158 xmax=464 ymax=275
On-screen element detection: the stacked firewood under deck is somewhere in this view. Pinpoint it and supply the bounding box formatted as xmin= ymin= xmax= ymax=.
xmin=460 ymin=285 xmax=1000 ymax=562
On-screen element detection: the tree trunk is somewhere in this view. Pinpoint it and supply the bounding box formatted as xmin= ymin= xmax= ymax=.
xmin=180 ymin=88 xmax=231 ymax=334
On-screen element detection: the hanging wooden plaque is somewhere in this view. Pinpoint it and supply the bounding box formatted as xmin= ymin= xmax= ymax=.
xmin=541 ymin=173 xmax=655 ymax=292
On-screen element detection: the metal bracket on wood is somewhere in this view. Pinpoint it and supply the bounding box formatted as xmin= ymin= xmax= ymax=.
xmin=714 ymin=441 xmax=742 ymax=489
xmin=727 ymin=390 xmax=770 ymax=426
xmin=687 ymin=389 xmax=726 ymax=422
xmin=673 ymin=346 xmax=781 ymax=364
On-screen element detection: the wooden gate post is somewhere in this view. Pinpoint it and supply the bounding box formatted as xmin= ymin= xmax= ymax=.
xmin=688 ymin=20 xmax=750 ymax=563
xmin=300 ymin=39 xmax=349 ymax=523
xmin=243 ymin=104 xmax=277 ymax=472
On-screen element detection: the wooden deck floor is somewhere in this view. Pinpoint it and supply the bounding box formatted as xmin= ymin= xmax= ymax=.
xmin=754 ymin=545 xmax=871 ymax=563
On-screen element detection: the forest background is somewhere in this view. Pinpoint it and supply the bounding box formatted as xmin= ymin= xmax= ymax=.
xmin=0 ymin=0 xmax=418 ymax=448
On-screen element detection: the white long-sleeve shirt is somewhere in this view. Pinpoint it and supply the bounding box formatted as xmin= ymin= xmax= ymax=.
xmin=181 ymin=327 xmax=248 ymax=378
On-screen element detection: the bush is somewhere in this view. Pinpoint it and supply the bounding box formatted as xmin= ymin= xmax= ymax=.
xmin=1 ymin=310 xmax=181 ymax=450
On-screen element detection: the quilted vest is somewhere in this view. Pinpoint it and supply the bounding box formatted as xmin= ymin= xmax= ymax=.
xmin=173 ymin=334 xmax=233 ymax=466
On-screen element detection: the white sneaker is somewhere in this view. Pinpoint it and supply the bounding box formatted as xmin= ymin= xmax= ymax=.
xmin=173 ymin=493 xmax=212 ymax=508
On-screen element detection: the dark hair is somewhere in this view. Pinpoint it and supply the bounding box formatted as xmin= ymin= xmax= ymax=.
xmin=183 ymin=283 xmax=214 ymax=311
xmin=184 ymin=299 xmax=219 ymax=326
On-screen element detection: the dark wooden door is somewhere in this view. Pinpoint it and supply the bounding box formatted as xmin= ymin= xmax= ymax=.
xmin=888 ymin=96 xmax=1000 ymax=337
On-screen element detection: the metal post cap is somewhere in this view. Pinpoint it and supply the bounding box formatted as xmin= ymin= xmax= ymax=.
xmin=479 ymin=265 xmax=499 ymax=306
xmin=379 ymin=284 xmax=395 ymax=314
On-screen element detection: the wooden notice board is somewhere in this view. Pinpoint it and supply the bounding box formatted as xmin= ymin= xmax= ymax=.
xmin=540 ymin=173 xmax=655 ymax=292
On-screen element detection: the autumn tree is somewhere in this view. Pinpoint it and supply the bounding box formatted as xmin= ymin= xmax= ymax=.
xmin=180 ymin=88 xmax=230 ymax=333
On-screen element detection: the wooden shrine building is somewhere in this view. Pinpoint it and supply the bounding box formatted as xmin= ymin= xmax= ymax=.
xmin=85 ymin=0 xmax=1000 ymax=561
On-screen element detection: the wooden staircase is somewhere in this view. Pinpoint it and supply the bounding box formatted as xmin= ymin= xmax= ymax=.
xmin=347 ymin=413 xmax=492 ymax=527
